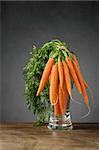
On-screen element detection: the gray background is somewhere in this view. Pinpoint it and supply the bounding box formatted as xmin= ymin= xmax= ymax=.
xmin=1 ymin=1 xmax=99 ymax=123
xmin=0 ymin=2 xmax=1 ymax=122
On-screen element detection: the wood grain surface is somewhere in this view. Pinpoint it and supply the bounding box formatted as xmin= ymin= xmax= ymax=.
xmin=0 ymin=123 xmax=99 ymax=150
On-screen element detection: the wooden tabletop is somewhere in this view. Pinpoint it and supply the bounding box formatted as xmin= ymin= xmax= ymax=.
xmin=0 ymin=123 xmax=99 ymax=150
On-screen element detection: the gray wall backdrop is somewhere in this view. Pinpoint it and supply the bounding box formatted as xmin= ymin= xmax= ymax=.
xmin=1 ymin=1 xmax=99 ymax=123
xmin=0 ymin=2 xmax=1 ymax=122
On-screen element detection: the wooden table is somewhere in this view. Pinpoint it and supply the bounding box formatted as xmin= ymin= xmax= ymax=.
xmin=0 ymin=123 xmax=99 ymax=150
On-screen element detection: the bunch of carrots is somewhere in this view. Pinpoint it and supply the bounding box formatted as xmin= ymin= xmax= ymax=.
xmin=36 ymin=45 xmax=91 ymax=117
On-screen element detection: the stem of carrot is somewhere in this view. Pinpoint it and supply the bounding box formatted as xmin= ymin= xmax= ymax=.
xmin=52 ymin=50 xmax=59 ymax=59
xmin=62 ymin=50 xmax=67 ymax=58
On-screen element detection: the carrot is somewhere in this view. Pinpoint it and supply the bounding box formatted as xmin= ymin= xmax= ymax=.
xmin=62 ymin=61 xmax=72 ymax=98
xmin=50 ymin=63 xmax=59 ymax=105
xmin=72 ymin=54 xmax=95 ymax=106
xmin=63 ymin=82 xmax=69 ymax=112
xmin=63 ymin=60 xmax=82 ymax=105
xmin=36 ymin=58 xmax=54 ymax=96
xmin=58 ymin=83 xmax=64 ymax=115
xmin=66 ymin=57 xmax=82 ymax=94
xmin=54 ymin=96 xmax=62 ymax=116
xmin=73 ymin=60 xmax=89 ymax=106
xmin=72 ymin=54 xmax=80 ymax=68
xmin=84 ymin=81 xmax=88 ymax=89
xmin=58 ymin=56 xmax=64 ymax=91
xmin=49 ymin=73 xmax=61 ymax=116
xmin=72 ymin=54 xmax=88 ymax=89
xmin=72 ymin=54 xmax=92 ymax=118
xmin=49 ymin=74 xmax=51 ymax=81
xmin=59 ymin=82 xmax=69 ymax=115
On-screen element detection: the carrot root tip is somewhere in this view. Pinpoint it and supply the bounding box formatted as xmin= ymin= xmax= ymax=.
xmin=51 ymin=95 xmax=58 ymax=106
xmin=36 ymin=94 xmax=38 ymax=97
xmin=88 ymin=86 xmax=95 ymax=107
xmin=70 ymin=96 xmax=82 ymax=105
xmin=80 ymin=105 xmax=91 ymax=119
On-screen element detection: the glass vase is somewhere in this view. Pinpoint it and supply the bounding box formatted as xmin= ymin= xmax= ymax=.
xmin=48 ymin=99 xmax=73 ymax=130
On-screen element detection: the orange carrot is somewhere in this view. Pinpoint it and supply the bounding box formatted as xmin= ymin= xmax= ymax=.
xmin=49 ymin=72 xmax=61 ymax=116
xmin=58 ymin=83 xmax=64 ymax=115
xmin=84 ymin=80 xmax=88 ymax=89
xmin=72 ymin=54 xmax=88 ymax=89
xmin=62 ymin=61 xmax=72 ymax=98
xmin=36 ymin=58 xmax=54 ymax=96
xmin=59 ymin=82 xmax=69 ymax=115
xmin=58 ymin=56 xmax=64 ymax=91
xmin=73 ymin=60 xmax=89 ymax=105
xmin=72 ymin=54 xmax=95 ymax=106
xmin=49 ymin=74 xmax=51 ymax=81
xmin=63 ymin=82 xmax=69 ymax=111
xmin=66 ymin=57 xmax=82 ymax=94
xmin=50 ymin=63 xmax=59 ymax=105
xmin=54 ymin=95 xmax=62 ymax=116
xmin=72 ymin=54 xmax=80 ymax=68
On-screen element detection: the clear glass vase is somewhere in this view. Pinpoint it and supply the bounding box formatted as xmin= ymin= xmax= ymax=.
xmin=48 ymin=99 xmax=73 ymax=130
